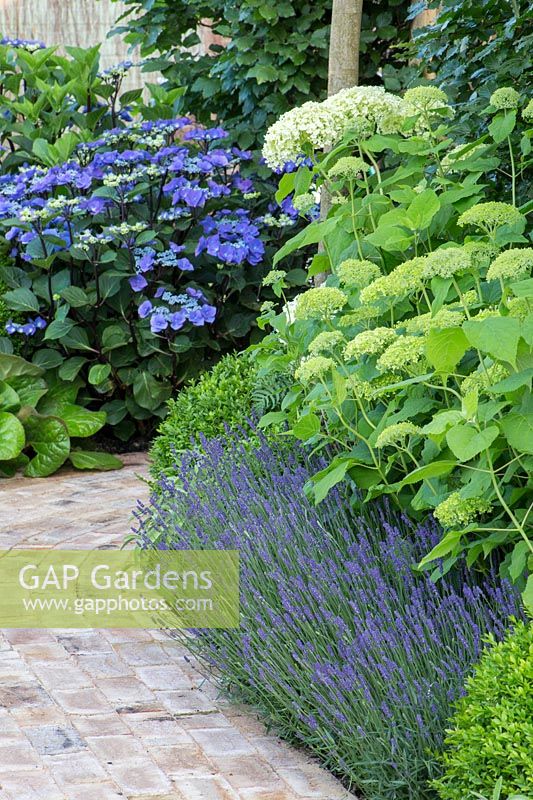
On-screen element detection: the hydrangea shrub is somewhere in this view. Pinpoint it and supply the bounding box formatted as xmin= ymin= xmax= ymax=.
xmin=135 ymin=431 xmax=523 ymax=799
xmin=255 ymin=85 xmax=533 ymax=605
xmin=0 ymin=116 xmax=299 ymax=440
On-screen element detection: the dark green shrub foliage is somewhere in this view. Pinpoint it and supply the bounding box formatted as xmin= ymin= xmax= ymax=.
xmin=113 ymin=0 xmax=413 ymax=147
xmin=150 ymin=352 xmax=256 ymax=478
xmin=411 ymin=0 xmax=533 ymax=131
xmin=434 ymin=620 xmax=533 ymax=800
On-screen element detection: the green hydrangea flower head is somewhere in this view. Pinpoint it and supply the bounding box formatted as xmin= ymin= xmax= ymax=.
xmin=292 ymin=193 xmax=317 ymax=214
xmin=462 ymin=241 xmax=499 ymax=271
xmin=460 ymin=363 xmax=509 ymax=396
xmin=328 ymin=156 xmax=369 ymax=181
xmin=402 ymin=308 xmax=465 ymax=334
xmin=404 ymin=85 xmax=449 ymax=110
xmin=506 ymin=296 xmax=530 ymax=320
xmin=360 ymin=257 xmax=426 ymax=305
xmin=294 ymin=355 xmax=334 ymax=384
xmin=344 ymin=327 xmax=396 ymax=360
xmin=434 ymin=492 xmax=492 ymax=528
xmin=457 ymin=202 xmax=524 ymax=233
xmin=347 ymin=374 xmax=375 ymax=400
xmin=262 ymin=269 xmax=287 ymax=287
xmin=308 ymin=330 xmax=344 ymax=356
xmin=336 ymin=258 xmax=381 ymax=289
xmin=339 ymin=306 xmax=381 ymax=327
xmin=486 ymin=247 xmax=533 ymax=282
xmin=422 ymin=247 xmax=471 ymax=279
xmin=295 ymin=286 xmax=347 ymax=320
xmin=377 ymin=335 xmax=427 ymax=373
xmin=490 ymin=87 xmax=520 ymax=110
xmin=375 ymin=422 xmax=421 ymax=448
xmin=522 ymin=98 xmax=533 ymax=123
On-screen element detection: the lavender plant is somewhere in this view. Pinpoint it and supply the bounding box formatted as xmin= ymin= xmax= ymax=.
xmin=0 ymin=116 xmax=299 ymax=440
xmin=135 ymin=431 xmax=523 ymax=799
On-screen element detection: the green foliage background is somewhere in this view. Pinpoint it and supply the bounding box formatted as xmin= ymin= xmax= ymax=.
xmin=112 ymin=0 xmax=412 ymax=148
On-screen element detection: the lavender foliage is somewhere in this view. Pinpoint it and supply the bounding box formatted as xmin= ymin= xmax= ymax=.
xmin=135 ymin=431 xmax=523 ymax=800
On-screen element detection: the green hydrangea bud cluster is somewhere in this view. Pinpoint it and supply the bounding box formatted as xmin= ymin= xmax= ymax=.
xmin=308 ymin=330 xmax=344 ymax=356
xmin=295 ymin=287 xmax=347 ymax=321
xmin=336 ymin=259 xmax=381 ymax=289
xmin=489 ymin=87 xmax=520 ymax=110
xmin=434 ymin=492 xmax=492 ymax=528
xmin=486 ymin=247 xmax=533 ymax=282
xmin=360 ymin=257 xmax=426 ymax=305
xmin=375 ymin=422 xmax=421 ymax=449
xmin=344 ymin=327 xmax=396 ymax=360
xmin=328 ymin=156 xmax=369 ymax=181
xmin=460 ymin=363 xmax=509 ymax=396
xmin=262 ymin=269 xmax=287 ymax=287
xmin=422 ymin=248 xmax=472 ymax=279
xmin=457 ymin=202 xmax=524 ymax=233
xmin=376 ymin=335 xmax=427 ymax=373
xmin=294 ymin=355 xmax=334 ymax=384
xmin=402 ymin=308 xmax=465 ymax=334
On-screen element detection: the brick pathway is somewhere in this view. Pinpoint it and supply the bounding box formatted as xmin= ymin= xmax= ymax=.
xmin=0 ymin=455 xmax=353 ymax=800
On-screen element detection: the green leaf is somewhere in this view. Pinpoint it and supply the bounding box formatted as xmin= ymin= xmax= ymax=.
xmin=365 ymin=224 xmax=412 ymax=253
xmin=463 ymin=317 xmax=521 ymax=367
xmin=310 ymin=459 xmax=351 ymax=504
xmin=61 ymin=286 xmax=89 ymax=307
xmin=3 ymin=288 xmax=40 ymax=313
xmin=132 ymin=372 xmax=171 ymax=411
xmin=446 ymin=423 xmax=499 ymax=461
xmin=23 ymin=415 xmax=70 ymax=477
xmin=69 ymin=450 xmax=123 ymax=471
xmin=405 ymin=188 xmax=440 ymax=230
xmin=273 ymin=217 xmax=338 ymax=266
xmin=292 ymin=413 xmax=320 ymax=441
xmin=426 ymin=327 xmax=469 ymax=373
xmin=488 ymin=368 xmax=533 ymax=394
xmin=488 ymin=109 xmax=516 ymax=144
xmin=0 ymin=412 xmax=25 ymax=459
xmin=44 ymin=319 xmax=75 ymax=341
xmin=398 ymin=460 xmax=456 ymax=488
xmin=509 ymin=541 xmax=529 ymax=583
xmin=58 ymin=357 xmax=87 ymax=382
xmin=0 ymin=380 xmax=20 ymax=413
xmin=88 ymin=364 xmax=112 ymax=385
xmin=32 ymin=349 xmax=63 ymax=370
xmin=0 ymin=354 xmax=44 ymax=381
xmin=510 ymin=278 xmax=533 ymax=298
xmin=523 ymin=574 xmax=533 ymax=616
xmin=101 ymin=324 xmax=131 ymax=352
xmin=419 ymin=530 xmax=463 ymax=568
xmin=258 ymin=410 xmax=287 ymax=428
xmin=61 ymin=326 xmax=95 ymax=352
xmin=501 ymin=413 xmax=533 ymax=455
xmin=9 ymin=375 xmax=47 ymax=408
xmin=58 ymin=404 xmax=106 ymax=438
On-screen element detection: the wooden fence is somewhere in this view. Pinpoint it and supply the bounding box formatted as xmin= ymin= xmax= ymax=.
xmin=0 ymin=0 xmax=142 ymax=89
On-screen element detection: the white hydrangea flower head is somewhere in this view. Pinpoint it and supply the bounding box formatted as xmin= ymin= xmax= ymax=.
xmin=486 ymin=248 xmax=533 ymax=282
xmin=262 ymin=86 xmax=409 ymax=170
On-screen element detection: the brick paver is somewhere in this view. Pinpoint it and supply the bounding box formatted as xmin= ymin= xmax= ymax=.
xmin=0 ymin=456 xmax=353 ymax=800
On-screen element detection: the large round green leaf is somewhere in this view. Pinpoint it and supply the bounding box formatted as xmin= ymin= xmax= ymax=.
xmin=0 ymin=353 xmax=44 ymax=381
xmin=23 ymin=415 xmax=70 ymax=478
xmin=0 ymin=412 xmax=25 ymax=460
xmin=59 ymin=404 xmax=106 ymax=438
xmin=0 ymin=380 xmax=21 ymax=413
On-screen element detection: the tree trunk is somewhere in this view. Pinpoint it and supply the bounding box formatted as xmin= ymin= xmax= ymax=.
xmin=327 ymin=0 xmax=364 ymax=96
